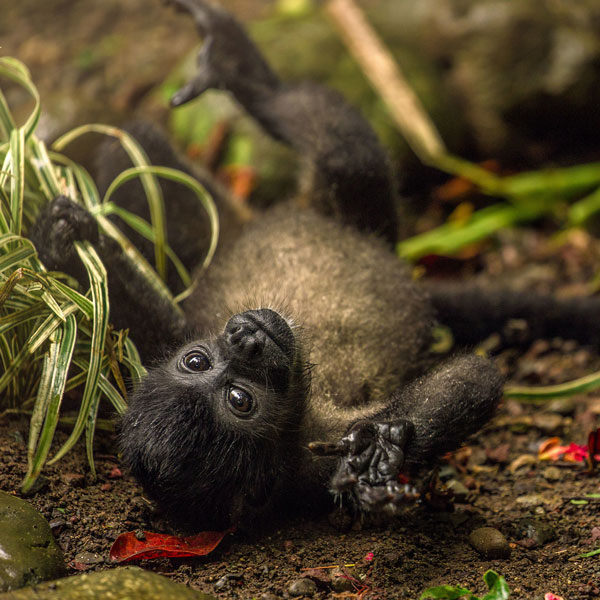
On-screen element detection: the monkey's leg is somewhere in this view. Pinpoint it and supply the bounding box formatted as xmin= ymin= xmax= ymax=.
xmin=30 ymin=196 xmax=186 ymax=359
xmin=168 ymin=0 xmax=398 ymax=244
xmin=314 ymin=355 xmax=503 ymax=512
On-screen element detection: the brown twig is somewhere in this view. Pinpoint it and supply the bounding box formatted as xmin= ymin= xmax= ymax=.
xmin=324 ymin=0 xmax=446 ymax=164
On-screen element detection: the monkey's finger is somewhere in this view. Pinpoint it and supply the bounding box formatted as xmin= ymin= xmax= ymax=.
xmin=171 ymin=72 xmax=214 ymax=107
xmin=307 ymin=441 xmax=346 ymax=456
xmin=165 ymin=0 xmax=224 ymax=35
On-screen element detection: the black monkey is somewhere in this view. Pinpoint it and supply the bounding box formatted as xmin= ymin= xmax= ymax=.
xmin=31 ymin=0 xmax=530 ymax=531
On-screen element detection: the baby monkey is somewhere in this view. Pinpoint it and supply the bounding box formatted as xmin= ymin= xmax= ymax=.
xmin=34 ymin=0 xmax=503 ymax=530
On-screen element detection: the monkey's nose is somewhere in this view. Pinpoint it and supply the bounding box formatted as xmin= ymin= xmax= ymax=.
xmin=225 ymin=317 xmax=266 ymax=361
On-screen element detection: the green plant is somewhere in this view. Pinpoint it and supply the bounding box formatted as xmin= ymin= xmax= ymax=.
xmin=420 ymin=570 xmax=510 ymax=600
xmin=0 ymin=57 xmax=217 ymax=492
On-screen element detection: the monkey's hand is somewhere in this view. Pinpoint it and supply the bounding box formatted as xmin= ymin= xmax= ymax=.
xmin=30 ymin=196 xmax=99 ymax=276
xmin=167 ymin=0 xmax=279 ymax=107
xmin=310 ymin=420 xmax=419 ymax=512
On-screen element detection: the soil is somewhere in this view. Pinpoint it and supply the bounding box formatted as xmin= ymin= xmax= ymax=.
xmin=3 ymin=1 xmax=600 ymax=599
xmin=2 ymin=229 xmax=600 ymax=600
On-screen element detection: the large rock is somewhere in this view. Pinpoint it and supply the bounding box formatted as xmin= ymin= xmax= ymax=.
xmin=0 ymin=492 xmax=66 ymax=592
xmin=0 ymin=567 xmax=217 ymax=600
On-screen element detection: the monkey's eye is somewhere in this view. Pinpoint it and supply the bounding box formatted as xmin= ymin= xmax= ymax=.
xmin=227 ymin=387 xmax=253 ymax=416
xmin=182 ymin=350 xmax=211 ymax=372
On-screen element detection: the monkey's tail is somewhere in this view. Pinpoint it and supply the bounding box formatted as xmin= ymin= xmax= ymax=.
xmin=425 ymin=281 xmax=600 ymax=347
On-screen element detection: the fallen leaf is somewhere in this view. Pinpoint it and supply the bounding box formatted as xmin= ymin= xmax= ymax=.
xmin=538 ymin=438 xmax=588 ymax=462
xmin=587 ymin=427 xmax=600 ymax=471
xmin=508 ymin=454 xmax=536 ymax=474
xmin=538 ymin=438 xmax=568 ymax=461
xmin=109 ymin=528 xmax=233 ymax=562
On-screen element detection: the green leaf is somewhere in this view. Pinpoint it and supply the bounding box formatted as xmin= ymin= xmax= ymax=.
xmin=49 ymin=242 xmax=109 ymax=465
xmin=53 ymin=124 xmax=168 ymax=279
xmin=580 ymin=549 xmax=600 ymax=558
xmin=482 ymin=571 xmax=510 ymax=600
xmin=21 ymin=314 xmax=77 ymax=493
xmin=420 ymin=584 xmax=477 ymax=600
xmin=505 ymin=369 xmax=600 ymax=402
xmin=0 ymin=57 xmax=41 ymax=141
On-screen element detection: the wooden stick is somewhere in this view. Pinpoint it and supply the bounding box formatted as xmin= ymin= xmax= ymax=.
xmin=324 ymin=0 xmax=446 ymax=164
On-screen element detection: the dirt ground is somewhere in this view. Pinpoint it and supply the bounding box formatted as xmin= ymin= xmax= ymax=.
xmin=2 ymin=228 xmax=600 ymax=600
xmin=3 ymin=1 xmax=600 ymax=599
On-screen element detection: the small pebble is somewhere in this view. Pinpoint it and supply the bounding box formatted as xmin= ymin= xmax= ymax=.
xmin=61 ymin=473 xmax=86 ymax=488
xmin=73 ymin=551 xmax=104 ymax=565
xmin=330 ymin=569 xmax=355 ymax=593
xmin=469 ymin=527 xmax=511 ymax=559
xmin=446 ymin=479 xmax=469 ymax=502
xmin=288 ymin=577 xmax=317 ymax=597
xmin=546 ymin=397 xmax=576 ymax=415
xmin=516 ymin=494 xmax=544 ymax=508
xmin=532 ymin=413 xmax=563 ymax=434
xmin=542 ymin=466 xmax=562 ymax=481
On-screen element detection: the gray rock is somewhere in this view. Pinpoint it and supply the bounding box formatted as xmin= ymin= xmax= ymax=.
xmin=0 ymin=491 xmax=66 ymax=592
xmin=0 ymin=567 xmax=217 ymax=599
xmin=468 ymin=527 xmax=511 ymax=559
xmin=288 ymin=577 xmax=317 ymax=597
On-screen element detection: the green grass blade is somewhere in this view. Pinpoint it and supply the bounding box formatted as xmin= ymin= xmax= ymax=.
xmin=0 ymin=304 xmax=46 ymax=336
xmin=53 ymin=124 xmax=168 ymax=279
xmin=0 ymin=58 xmax=40 ymax=141
xmin=27 ymin=137 xmax=62 ymax=199
xmin=101 ymin=201 xmax=191 ymax=287
xmin=40 ymin=290 xmax=66 ymax=322
xmin=568 ymin=186 xmax=600 ymax=225
xmin=123 ymin=336 xmax=146 ymax=385
xmin=48 ymin=278 xmax=94 ymax=319
xmin=100 ymin=164 xmax=219 ymax=271
xmin=21 ymin=314 xmax=77 ymax=493
xmin=504 ymin=369 xmax=600 ymax=402
xmin=94 ymin=214 xmax=184 ymax=319
xmin=0 ymin=88 xmax=16 ymax=140
xmin=397 ymin=201 xmax=549 ymax=261
xmin=9 ymin=127 xmax=25 ymax=236
xmin=49 ymin=152 xmax=101 ymax=210
xmin=0 ymin=245 xmax=35 ymax=273
xmin=26 ymin=303 xmax=77 ymax=354
xmin=0 ymin=266 xmax=24 ymax=306
xmin=49 ymin=242 xmax=109 ymax=464
xmin=85 ymin=388 xmax=102 ymax=479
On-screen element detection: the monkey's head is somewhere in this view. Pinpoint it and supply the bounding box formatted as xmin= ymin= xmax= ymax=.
xmin=119 ymin=308 xmax=310 ymax=530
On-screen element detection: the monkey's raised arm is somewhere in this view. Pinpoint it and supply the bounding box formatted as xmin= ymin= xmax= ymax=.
xmin=30 ymin=196 xmax=186 ymax=359
xmin=312 ymin=354 xmax=503 ymax=512
xmin=168 ymin=0 xmax=399 ymax=244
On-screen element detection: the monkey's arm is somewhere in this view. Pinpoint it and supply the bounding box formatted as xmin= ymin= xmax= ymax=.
xmin=312 ymin=355 xmax=503 ymax=511
xmin=168 ymin=0 xmax=398 ymax=245
xmin=30 ymin=196 xmax=186 ymax=359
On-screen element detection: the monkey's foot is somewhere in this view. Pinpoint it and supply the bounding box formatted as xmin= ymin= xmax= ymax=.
xmin=167 ymin=0 xmax=279 ymax=107
xmin=31 ymin=196 xmax=99 ymax=272
xmin=310 ymin=420 xmax=419 ymax=512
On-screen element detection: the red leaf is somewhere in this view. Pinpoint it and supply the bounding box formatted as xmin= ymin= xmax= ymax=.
xmin=109 ymin=529 xmax=233 ymax=562
xmin=587 ymin=427 xmax=600 ymax=471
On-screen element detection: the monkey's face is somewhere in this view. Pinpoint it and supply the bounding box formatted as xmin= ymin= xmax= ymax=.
xmin=120 ymin=308 xmax=309 ymax=529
